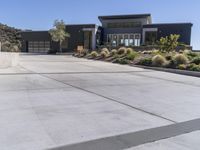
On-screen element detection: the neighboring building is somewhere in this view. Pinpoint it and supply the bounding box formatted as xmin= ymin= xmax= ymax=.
xmin=21 ymin=14 xmax=193 ymax=53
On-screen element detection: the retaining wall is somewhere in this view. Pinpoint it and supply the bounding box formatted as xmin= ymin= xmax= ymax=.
xmin=0 ymin=52 xmax=19 ymax=68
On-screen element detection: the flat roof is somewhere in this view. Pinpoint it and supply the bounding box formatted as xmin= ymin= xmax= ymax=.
xmin=98 ymin=14 xmax=151 ymax=21
xmin=143 ymin=22 xmax=193 ymax=27
xmin=20 ymin=30 xmax=49 ymax=33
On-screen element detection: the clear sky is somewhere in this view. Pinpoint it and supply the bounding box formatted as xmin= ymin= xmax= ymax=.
xmin=0 ymin=0 xmax=199 ymax=49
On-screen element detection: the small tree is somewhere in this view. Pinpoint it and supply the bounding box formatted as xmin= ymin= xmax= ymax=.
xmin=49 ymin=20 xmax=70 ymax=53
xmin=159 ymin=34 xmax=180 ymax=52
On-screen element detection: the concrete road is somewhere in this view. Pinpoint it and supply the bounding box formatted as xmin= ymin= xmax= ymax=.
xmin=0 ymin=54 xmax=200 ymax=150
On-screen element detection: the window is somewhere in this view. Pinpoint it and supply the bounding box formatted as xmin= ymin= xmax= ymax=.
xmin=112 ymin=35 xmax=117 ymax=47
xmin=124 ymin=34 xmax=129 ymax=46
xmin=107 ymin=33 xmax=141 ymax=47
xmin=118 ymin=35 xmax=124 ymax=46
xmin=134 ymin=34 xmax=141 ymax=46
xmin=107 ymin=34 xmax=112 ymax=43
xmin=107 ymin=22 xmax=142 ymax=28
xmin=145 ymin=31 xmax=157 ymax=45
xmin=129 ymin=34 xmax=134 ymax=46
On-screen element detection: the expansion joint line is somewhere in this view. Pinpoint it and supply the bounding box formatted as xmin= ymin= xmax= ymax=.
xmin=40 ymin=73 xmax=177 ymax=124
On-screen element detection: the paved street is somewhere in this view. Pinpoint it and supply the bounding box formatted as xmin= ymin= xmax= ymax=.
xmin=0 ymin=54 xmax=200 ymax=150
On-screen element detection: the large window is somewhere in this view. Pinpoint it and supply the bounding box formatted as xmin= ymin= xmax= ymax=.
xmin=124 ymin=34 xmax=129 ymax=46
xmin=107 ymin=22 xmax=141 ymax=28
xmin=118 ymin=35 xmax=124 ymax=46
xmin=145 ymin=31 xmax=157 ymax=45
xmin=112 ymin=35 xmax=117 ymax=47
xmin=129 ymin=34 xmax=134 ymax=46
xmin=134 ymin=34 xmax=141 ymax=46
xmin=107 ymin=33 xmax=141 ymax=47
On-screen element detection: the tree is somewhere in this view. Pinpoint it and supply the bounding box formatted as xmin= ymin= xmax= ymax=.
xmin=158 ymin=34 xmax=180 ymax=52
xmin=49 ymin=20 xmax=70 ymax=53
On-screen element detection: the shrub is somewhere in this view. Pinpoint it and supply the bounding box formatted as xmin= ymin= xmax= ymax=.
xmin=158 ymin=34 xmax=180 ymax=52
xmin=142 ymin=51 xmax=151 ymax=54
xmin=173 ymin=54 xmax=188 ymax=65
xmin=138 ymin=58 xmax=152 ymax=66
xmin=166 ymin=59 xmax=179 ymax=68
xmin=191 ymin=56 xmax=200 ymax=65
xmin=188 ymin=63 xmax=200 ymax=72
xmin=165 ymin=55 xmax=172 ymax=61
xmin=117 ymin=47 xmax=127 ymax=55
xmin=110 ymin=49 xmax=117 ymax=56
xmin=151 ymin=49 xmax=160 ymax=55
xmin=126 ymin=48 xmax=134 ymax=54
xmin=178 ymin=64 xmax=187 ymax=70
xmin=152 ymin=55 xmax=167 ymax=67
xmin=90 ymin=51 xmax=98 ymax=58
xmin=100 ymin=51 xmax=108 ymax=58
xmin=101 ymin=48 xmax=110 ymax=55
xmin=126 ymin=51 xmax=138 ymax=60
xmin=184 ymin=50 xmax=198 ymax=57
xmin=114 ymin=58 xmax=129 ymax=64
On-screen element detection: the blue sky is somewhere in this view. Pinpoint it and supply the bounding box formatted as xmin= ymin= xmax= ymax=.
xmin=0 ymin=0 xmax=199 ymax=49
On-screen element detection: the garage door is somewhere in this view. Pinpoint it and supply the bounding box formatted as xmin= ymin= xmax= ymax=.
xmin=28 ymin=41 xmax=50 ymax=53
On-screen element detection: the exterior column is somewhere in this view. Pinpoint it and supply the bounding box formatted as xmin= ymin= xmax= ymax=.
xmin=91 ymin=27 xmax=98 ymax=50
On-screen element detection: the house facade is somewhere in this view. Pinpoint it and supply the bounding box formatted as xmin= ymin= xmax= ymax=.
xmin=21 ymin=14 xmax=193 ymax=53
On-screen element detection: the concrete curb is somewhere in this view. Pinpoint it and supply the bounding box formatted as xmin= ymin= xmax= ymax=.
xmin=48 ymin=118 xmax=200 ymax=150
xmin=132 ymin=65 xmax=200 ymax=78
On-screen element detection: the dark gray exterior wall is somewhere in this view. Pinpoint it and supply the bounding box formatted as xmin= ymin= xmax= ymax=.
xmin=143 ymin=23 xmax=193 ymax=45
xmin=65 ymin=24 xmax=96 ymax=51
xmin=21 ymin=31 xmax=59 ymax=53
xmin=21 ymin=24 xmax=99 ymax=53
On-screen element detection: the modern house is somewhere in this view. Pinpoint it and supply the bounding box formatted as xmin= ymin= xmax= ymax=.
xmin=21 ymin=14 xmax=193 ymax=53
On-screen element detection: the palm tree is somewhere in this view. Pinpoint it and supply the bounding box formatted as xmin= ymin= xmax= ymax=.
xmin=49 ymin=20 xmax=70 ymax=53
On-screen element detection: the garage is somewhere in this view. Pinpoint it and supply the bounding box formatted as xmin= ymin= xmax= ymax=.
xmin=28 ymin=41 xmax=50 ymax=53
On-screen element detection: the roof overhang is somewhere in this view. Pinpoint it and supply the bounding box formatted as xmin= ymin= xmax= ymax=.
xmin=98 ymin=14 xmax=151 ymax=23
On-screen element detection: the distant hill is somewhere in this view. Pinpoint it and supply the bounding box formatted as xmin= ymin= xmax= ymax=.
xmin=0 ymin=23 xmax=21 ymax=52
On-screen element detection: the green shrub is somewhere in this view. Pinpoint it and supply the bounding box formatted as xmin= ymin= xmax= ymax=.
xmin=188 ymin=63 xmax=200 ymax=72
xmin=110 ymin=49 xmax=117 ymax=56
xmin=90 ymin=51 xmax=98 ymax=58
xmin=151 ymin=49 xmax=160 ymax=55
xmin=117 ymin=47 xmax=127 ymax=55
xmin=114 ymin=58 xmax=129 ymax=64
xmin=126 ymin=48 xmax=134 ymax=54
xmin=100 ymin=51 xmax=108 ymax=58
xmin=152 ymin=55 xmax=167 ymax=67
xmin=126 ymin=51 xmax=138 ymax=60
xmin=101 ymin=48 xmax=110 ymax=55
xmin=178 ymin=64 xmax=187 ymax=70
xmin=142 ymin=51 xmax=151 ymax=54
xmin=158 ymin=34 xmax=180 ymax=52
xmin=173 ymin=54 xmax=188 ymax=65
xmin=166 ymin=59 xmax=177 ymax=68
xmin=184 ymin=50 xmax=198 ymax=57
xmin=191 ymin=56 xmax=200 ymax=65
xmin=165 ymin=55 xmax=172 ymax=61
xmin=138 ymin=58 xmax=152 ymax=66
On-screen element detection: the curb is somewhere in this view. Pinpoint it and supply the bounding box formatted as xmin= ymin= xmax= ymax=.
xmin=132 ymin=65 xmax=200 ymax=78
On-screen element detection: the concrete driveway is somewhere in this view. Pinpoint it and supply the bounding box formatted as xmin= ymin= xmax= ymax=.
xmin=0 ymin=54 xmax=200 ymax=150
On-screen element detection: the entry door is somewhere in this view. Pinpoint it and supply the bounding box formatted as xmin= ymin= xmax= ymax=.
xmin=84 ymin=31 xmax=92 ymax=49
